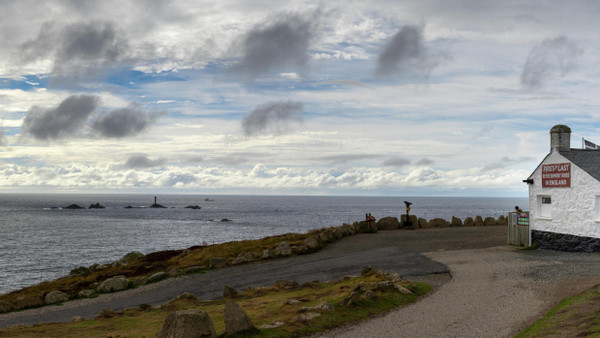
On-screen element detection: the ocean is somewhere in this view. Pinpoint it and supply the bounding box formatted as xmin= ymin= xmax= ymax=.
xmin=0 ymin=194 xmax=528 ymax=295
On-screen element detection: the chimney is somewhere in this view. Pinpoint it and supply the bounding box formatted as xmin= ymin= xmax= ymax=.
xmin=550 ymin=124 xmax=571 ymax=153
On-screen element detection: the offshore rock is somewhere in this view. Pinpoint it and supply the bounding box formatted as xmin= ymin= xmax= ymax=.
xmin=88 ymin=203 xmax=105 ymax=209
xmin=157 ymin=309 xmax=217 ymax=338
xmin=64 ymin=204 xmax=85 ymax=209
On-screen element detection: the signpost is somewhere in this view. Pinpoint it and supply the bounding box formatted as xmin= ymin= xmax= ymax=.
xmin=542 ymin=163 xmax=571 ymax=188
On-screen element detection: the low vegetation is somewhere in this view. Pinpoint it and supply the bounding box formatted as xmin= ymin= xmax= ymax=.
xmin=517 ymin=285 xmax=600 ymax=337
xmin=0 ymin=270 xmax=431 ymax=337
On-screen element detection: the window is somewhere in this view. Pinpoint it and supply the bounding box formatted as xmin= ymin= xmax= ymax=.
xmin=539 ymin=195 xmax=552 ymax=218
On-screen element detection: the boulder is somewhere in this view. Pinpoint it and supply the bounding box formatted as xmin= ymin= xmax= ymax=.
xmin=262 ymin=249 xmax=272 ymax=259
xmin=167 ymin=268 xmax=183 ymax=277
xmin=78 ymin=289 xmax=95 ymax=298
xmin=223 ymin=285 xmax=239 ymax=298
xmin=451 ymin=216 xmax=463 ymax=227
xmin=292 ymin=312 xmax=321 ymax=322
xmin=274 ymin=279 xmax=299 ymax=290
xmin=352 ymin=222 xmax=361 ymax=233
xmin=464 ymin=217 xmax=474 ymax=227
xmin=484 ymin=217 xmax=497 ymax=226
xmin=157 ymin=309 xmax=217 ymax=338
xmin=97 ymin=276 xmax=129 ymax=293
xmin=274 ymin=241 xmax=292 ymax=256
xmin=148 ymin=272 xmax=167 ymax=283
xmin=224 ymin=301 xmax=255 ymax=335
xmin=418 ymin=218 xmax=431 ymax=228
xmin=474 ymin=216 xmax=484 ymax=226
xmin=496 ymin=215 xmax=508 ymax=226
xmin=332 ymin=226 xmax=345 ymax=239
xmin=45 ymin=290 xmax=69 ymax=304
xmin=342 ymin=223 xmax=356 ymax=236
xmin=377 ymin=217 xmax=400 ymax=230
xmin=183 ymin=266 xmax=205 ymax=274
xmin=14 ymin=295 xmax=43 ymax=309
xmin=340 ymin=291 xmax=362 ymax=306
xmin=232 ymin=252 xmax=254 ymax=265
xmin=302 ymin=237 xmax=320 ymax=250
xmin=174 ymin=292 xmax=199 ymax=301
xmin=209 ymin=257 xmax=228 ymax=268
xmin=0 ymin=301 xmax=14 ymax=313
xmin=429 ymin=218 xmax=450 ymax=228
xmin=291 ymin=245 xmax=308 ymax=255
xmin=119 ymin=251 xmax=144 ymax=265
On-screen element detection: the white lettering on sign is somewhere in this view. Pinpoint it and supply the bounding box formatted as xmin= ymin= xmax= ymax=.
xmin=542 ymin=162 xmax=571 ymax=188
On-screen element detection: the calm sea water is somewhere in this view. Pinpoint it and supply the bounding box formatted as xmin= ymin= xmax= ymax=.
xmin=0 ymin=194 xmax=528 ymax=295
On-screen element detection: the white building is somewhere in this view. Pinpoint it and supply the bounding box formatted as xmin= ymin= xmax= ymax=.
xmin=526 ymin=125 xmax=600 ymax=252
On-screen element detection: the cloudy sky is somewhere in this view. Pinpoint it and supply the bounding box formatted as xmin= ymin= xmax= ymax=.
xmin=0 ymin=0 xmax=598 ymax=197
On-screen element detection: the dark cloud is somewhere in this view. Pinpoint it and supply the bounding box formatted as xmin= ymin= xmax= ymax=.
xmin=22 ymin=94 xmax=99 ymax=140
xmin=92 ymin=103 xmax=161 ymax=138
xmin=416 ymin=158 xmax=434 ymax=166
xmin=124 ymin=154 xmax=167 ymax=169
xmin=18 ymin=21 xmax=130 ymax=78
xmin=520 ymin=36 xmax=581 ymax=89
xmin=230 ymin=12 xmax=318 ymax=79
xmin=382 ymin=157 xmax=411 ymax=167
xmin=482 ymin=156 xmax=535 ymax=171
xmin=375 ymin=25 xmax=438 ymax=77
xmin=242 ymin=100 xmax=304 ymax=136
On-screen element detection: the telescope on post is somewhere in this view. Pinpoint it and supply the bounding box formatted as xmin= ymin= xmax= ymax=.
xmin=402 ymin=201 xmax=413 ymax=228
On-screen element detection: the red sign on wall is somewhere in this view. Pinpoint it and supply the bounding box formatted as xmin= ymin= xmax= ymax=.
xmin=542 ymin=162 xmax=571 ymax=188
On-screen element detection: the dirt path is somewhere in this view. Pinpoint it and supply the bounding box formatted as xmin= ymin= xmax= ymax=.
xmin=319 ymin=246 xmax=600 ymax=337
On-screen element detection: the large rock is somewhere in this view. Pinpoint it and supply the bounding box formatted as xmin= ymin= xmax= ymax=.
xmin=496 ymin=215 xmax=508 ymax=226
xmin=157 ymin=309 xmax=217 ymax=338
xmin=302 ymin=237 xmax=320 ymax=250
xmin=332 ymin=226 xmax=345 ymax=239
xmin=209 ymin=257 xmax=228 ymax=268
xmin=451 ymin=216 xmax=463 ymax=227
xmin=223 ymin=285 xmax=239 ymax=299
xmin=484 ymin=217 xmax=497 ymax=226
xmin=341 ymin=223 xmax=356 ymax=236
xmin=232 ymin=252 xmax=254 ymax=265
xmin=464 ymin=217 xmax=474 ymax=227
xmin=14 ymin=295 xmax=43 ymax=309
xmin=274 ymin=241 xmax=292 ymax=256
xmin=429 ymin=218 xmax=450 ymax=228
xmin=418 ymin=218 xmax=430 ymax=228
xmin=148 ymin=272 xmax=167 ymax=283
xmin=474 ymin=216 xmax=484 ymax=226
xmin=0 ymin=301 xmax=14 ymax=313
xmin=45 ymin=290 xmax=69 ymax=304
xmin=377 ymin=217 xmax=400 ymax=230
xmin=224 ymin=301 xmax=255 ymax=335
xmin=97 ymin=276 xmax=129 ymax=293
xmin=119 ymin=251 xmax=144 ymax=265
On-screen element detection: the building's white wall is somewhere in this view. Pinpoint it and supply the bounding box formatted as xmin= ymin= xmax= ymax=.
xmin=529 ymin=151 xmax=600 ymax=238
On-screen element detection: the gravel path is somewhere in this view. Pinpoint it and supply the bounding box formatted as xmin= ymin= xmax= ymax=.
xmin=318 ymin=246 xmax=600 ymax=337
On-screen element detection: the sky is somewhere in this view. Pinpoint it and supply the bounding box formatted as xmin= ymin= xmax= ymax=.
xmin=0 ymin=0 xmax=599 ymax=197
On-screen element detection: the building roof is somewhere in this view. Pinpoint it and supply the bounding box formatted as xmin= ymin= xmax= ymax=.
xmin=560 ymin=149 xmax=600 ymax=182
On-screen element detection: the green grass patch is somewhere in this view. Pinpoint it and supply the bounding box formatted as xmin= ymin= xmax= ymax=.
xmin=517 ymin=286 xmax=600 ymax=337
xmin=0 ymin=274 xmax=431 ymax=337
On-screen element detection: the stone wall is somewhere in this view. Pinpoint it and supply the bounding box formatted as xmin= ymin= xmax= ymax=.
xmin=532 ymin=229 xmax=600 ymax=252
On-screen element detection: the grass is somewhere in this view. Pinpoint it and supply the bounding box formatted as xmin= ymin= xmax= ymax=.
xmin=517 ymin=285 xmax=600 ymax=337
xmin=0 ymin=272 xmax=432 ymax=337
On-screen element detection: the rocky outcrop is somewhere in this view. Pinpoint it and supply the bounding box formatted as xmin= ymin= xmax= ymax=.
xmin=302 ymin=237 xmax=320 ymax=250
xmin=340 ymin=291 xmax=362 ymax=306
xmin=64 ymin=204 xmax=85 ymax=209
xmin=14 ymin=295 xmax=43 ymax=309
xmin=185 ymin=205 xmax=201 ymax=210
xmin=45 ymin=290 xmax=69 ymax=304
xmin=223 ymin=285 xmax=239 ymax=299
xmin=97 ymin=276 xmax=129 ymax=293
xmin=157 ymin=309 xmax=217 ymax=338
xmin=224 ymin=301 xmax=255 ymax=335
xmin=377 ymin=217 xmax=400 ymax=230
xmin=88 ymin=203 xmax=105 ymax=209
